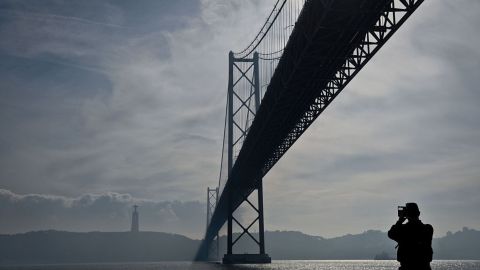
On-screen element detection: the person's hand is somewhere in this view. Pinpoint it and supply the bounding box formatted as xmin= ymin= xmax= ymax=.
xmin=396 ymin=217 xmax=406 ymax=225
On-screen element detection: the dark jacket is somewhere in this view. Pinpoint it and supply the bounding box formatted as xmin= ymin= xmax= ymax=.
xmin=388 ymin=219 xmax=433 ymax=269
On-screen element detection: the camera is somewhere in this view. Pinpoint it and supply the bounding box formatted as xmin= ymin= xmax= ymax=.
xmin=398 ymin=206 xmax=407 ymax=218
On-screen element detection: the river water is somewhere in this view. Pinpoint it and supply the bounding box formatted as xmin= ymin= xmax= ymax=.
xmin=1 ymin=260 xmax=479 ymax=270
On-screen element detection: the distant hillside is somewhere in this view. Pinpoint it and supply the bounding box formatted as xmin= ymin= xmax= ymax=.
xmin=0 ymin=231 xmax=200 ymax=264
xmin=225 ymin=228 xmax=479 ymax=260
xmin=434 ymin=227 xmax=480 ymax=259
xmin=1 ymin=228 xmax=479 ymax=264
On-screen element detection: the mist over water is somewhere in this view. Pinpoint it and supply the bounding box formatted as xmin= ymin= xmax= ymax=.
xmin=1 ymin=261 xmax=479 ymax=270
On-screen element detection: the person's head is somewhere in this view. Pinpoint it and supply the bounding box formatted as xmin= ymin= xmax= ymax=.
xmin=406 ymin=202 xmax=420 ymax=220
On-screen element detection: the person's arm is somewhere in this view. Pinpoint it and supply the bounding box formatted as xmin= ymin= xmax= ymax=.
xmin=388 ymin=217 xmax=406 ymax=241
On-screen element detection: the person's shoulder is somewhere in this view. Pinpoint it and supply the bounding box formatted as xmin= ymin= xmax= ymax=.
xmin=424 ymin=223 xmax=434 ymax=233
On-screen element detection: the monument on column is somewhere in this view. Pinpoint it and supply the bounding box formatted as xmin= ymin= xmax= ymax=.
xmin=131 ymin=205 xmax=139 ymax=232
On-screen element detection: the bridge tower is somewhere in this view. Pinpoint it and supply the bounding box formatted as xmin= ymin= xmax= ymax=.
xmin=206 ymin=187 xmax=219 ymax=260
xmin=223 ymin=51 xmax=271 ymax=264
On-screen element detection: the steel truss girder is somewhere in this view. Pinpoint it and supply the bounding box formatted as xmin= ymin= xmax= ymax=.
xmin=261 ymin=0 xmax=424 ymax=174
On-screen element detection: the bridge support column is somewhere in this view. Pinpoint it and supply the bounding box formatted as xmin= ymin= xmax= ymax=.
xmin=206 ymin=187 xmax=219 ymax=260
xmin=226 ymin=51 xmax=234 ymax=257
xmin=222 ymin=178 xmax=271 ymax=264
xmin=227 ymin=191 xmax=233 ymax=255
xmin=258 ymin=179 xmax=265 ymax=255
xmin=222 ymin=51 xmax=271 ymax=264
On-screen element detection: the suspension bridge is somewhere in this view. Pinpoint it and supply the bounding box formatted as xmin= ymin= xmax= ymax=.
xmin=197 ymin=0 xmax=424 ymax=264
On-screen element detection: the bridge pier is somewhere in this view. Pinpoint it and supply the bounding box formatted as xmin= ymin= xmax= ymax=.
xmin=223 ymin=254 xmax=271 ymax=264
xmin=223 ymin=179 xmax=271 ymax=264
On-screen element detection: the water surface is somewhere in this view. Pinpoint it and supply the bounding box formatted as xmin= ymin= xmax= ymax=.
xmin=1 ymin=260 xmax=479 ymax=270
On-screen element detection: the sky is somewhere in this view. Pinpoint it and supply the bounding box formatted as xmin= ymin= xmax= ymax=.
xmin=0 ymin=0 xmax=479 ymax=240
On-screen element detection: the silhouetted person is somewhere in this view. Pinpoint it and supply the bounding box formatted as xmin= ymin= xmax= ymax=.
xmin=388 ymin=202 xmax=433 ymax=270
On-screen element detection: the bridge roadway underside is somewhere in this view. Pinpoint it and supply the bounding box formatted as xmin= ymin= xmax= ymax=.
xmin=198 ymin=0 xmax=420 ymax=260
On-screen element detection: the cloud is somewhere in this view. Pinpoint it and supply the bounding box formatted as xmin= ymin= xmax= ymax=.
xmin=0 ymin=189 xmax=205 ymax=238
xmin=0 ymin=0 xmax=276 ymax=201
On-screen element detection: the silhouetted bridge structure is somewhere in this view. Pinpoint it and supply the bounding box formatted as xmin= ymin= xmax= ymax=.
xmin=196 ymin=0 xmax=424 ymax=264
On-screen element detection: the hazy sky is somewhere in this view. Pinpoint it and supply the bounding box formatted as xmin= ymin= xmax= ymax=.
xmin=0 ymin=0 xmax=479 ymax=239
